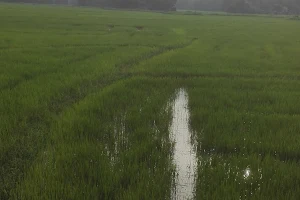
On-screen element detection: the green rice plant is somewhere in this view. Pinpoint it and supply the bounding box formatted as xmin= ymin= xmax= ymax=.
xmin=11 ymin=78 xmax=178 ymax=199
xmin=1 ymin=2 xmax=300 ymax=199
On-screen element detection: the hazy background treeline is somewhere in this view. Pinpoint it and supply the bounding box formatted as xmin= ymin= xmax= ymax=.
xmin=2 ymin=0 xmax=300 ymax=14
xmin=177 ymin=0 xmax=300 ymax=14
xmin=2 ymin=0 xmax=177 ymax=10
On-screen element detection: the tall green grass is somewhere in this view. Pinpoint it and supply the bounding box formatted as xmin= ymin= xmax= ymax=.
xmin=12 ymin=78 xmax=177 ymax=199
xmin=1 ymin=2 xmax=300 ymax=199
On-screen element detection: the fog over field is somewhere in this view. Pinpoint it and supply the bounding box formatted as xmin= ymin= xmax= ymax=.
xmin=2 ymin=0 xmax=300 ymax=14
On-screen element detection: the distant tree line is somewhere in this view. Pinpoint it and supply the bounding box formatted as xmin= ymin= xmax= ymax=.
xmin=3 ymin=0 xmax=300 ymax=14
xmin=2 ymin=0 xmax=177 ymax=10
xmin=223 ymin=0 xmax=300 ymax=14
xmin=176 ymin=0 xmax=300 ymax=14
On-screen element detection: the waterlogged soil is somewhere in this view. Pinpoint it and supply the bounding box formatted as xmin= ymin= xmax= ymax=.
xmin=168 ymin=89 xmax=264 ymax=200
xmin=170 ymin=88 xmax=197 ymax=200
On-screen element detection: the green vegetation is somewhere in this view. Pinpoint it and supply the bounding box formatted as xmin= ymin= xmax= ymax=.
xmin=1 ymin=2 xmax=300 ymax=199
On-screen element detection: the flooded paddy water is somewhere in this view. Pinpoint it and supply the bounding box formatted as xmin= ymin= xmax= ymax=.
xmin=10 ymin=77 xmax=300 ymax=199
xmin=169 ymin=88 xmax=197 ymax=200
xmin=168 ymin=88 xmax=264 ymax=200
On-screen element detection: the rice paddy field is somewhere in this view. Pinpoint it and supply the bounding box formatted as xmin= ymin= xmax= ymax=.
xmin=1 ymin=2 xmax=300 ymax=199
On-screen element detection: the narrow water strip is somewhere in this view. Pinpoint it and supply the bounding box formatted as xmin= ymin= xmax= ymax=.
xmin=170 ymin=88 xmax=197 ymax=200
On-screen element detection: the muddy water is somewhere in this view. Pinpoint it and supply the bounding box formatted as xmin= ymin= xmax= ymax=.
xmin=170 ymin=89 xmax=197 ymax=200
